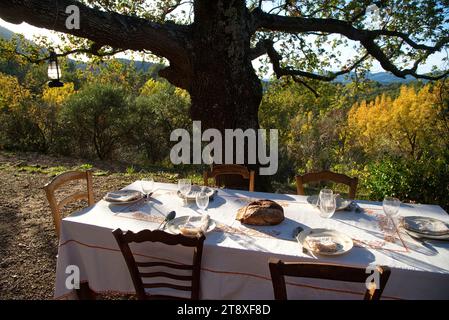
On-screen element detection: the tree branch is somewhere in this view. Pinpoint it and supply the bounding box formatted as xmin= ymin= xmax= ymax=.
xmin=292 ymin=76 xmax=320 ymax=98
xmin=0 ymin=0 xmax=191 ymax=70
xmin=252 ymin=7 xmax=366 ymax=39
xmin=160 ymin=0 xmax=193 ymax=21
xmin=262 ymin=39 xmax=369 ymax=81
xmin=360 ymin=37 xmax=449 ymax=80
xmin=370 ymin=29 xmax=449 ymax=52
xmin=249 ymin=39 xmax=269 ymax=60
xmin=253 ymin=8 xmax=449 ymax=81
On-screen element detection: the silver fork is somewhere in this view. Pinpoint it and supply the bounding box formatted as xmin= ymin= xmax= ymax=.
xmin=292 ymin=227 xmax=317 ymax=259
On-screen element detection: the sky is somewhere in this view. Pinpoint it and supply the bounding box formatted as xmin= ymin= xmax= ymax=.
xmin=0 ymin=16 xmax=447 ymax=76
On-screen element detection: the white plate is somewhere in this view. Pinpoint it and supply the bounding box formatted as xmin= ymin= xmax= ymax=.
xmin=103 ymin=189 xmax=142 ymax=201
xmin=403 ymin=216 xmax=449 ymax=236
xmin=404 ymin=228 xmax=449 ymax=240
xmin=297 ymin=228 xmax=353 ymax=256
xmin=103 ymin=190 xmax=144 ymax=205
xmin=104 ymin=197 xmax=144 ymax=205
xmin=166 ymin=216 xmax=216 ymax=235
xmin=177 ymin=186 xmax=216 ymax=201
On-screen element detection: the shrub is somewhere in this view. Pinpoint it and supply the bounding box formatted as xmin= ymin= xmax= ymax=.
xmin=0 ymin=73 xmax=48 ymax=151
xmin=127 ymin=80 xmax=191 ymax=164
xmin=60 ymin=83 xmax=133 ymax=160
xmin=364 ymin=154 xmax=449 ymax=210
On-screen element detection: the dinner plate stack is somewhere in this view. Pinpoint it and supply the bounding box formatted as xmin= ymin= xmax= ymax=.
xmin=177 ymin=186 xmax=217 ymax=201
xmin=103 ymin=190 xmax=143 ymax=205
xmin=403 ymin=216 xmax=449 ymax=240
xmin=306 ymin=194 xmax=352 ymax=211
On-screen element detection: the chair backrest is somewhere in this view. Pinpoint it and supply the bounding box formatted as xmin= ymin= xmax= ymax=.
xmin=295 ymin=170 xmax=358 ymax=199
xmin=43 ymin=170 xmax=94 ymax=238
xmin=204 ymin=164 xmax=255 ymax=191
xmin=112 ymin=228 xmax=206 ymax=300
xmin=268 ymin=259 xmax=390 ymax=300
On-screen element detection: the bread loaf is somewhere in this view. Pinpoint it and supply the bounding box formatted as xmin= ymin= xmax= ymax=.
xmin=236 ymin=199 xmax=284 ymax=226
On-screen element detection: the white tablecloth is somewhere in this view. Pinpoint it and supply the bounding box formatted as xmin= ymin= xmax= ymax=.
xmin=54 ymin=182 xmax=449 ymax=299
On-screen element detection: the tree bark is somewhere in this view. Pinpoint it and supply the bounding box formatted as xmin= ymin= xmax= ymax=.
xmin=189 ymin=0 xmax=262 ymax=133
xmin=179 ymin=0 xmax=269 ymax=189
xmin=187 ymin=1 xmax=270 ymax=190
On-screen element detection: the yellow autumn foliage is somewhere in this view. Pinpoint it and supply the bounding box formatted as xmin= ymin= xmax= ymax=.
xmin=141 ymin=79 xmax=190 ymax=102
xmin=348 ymin=84 xmax=437 ymax=159
xmin=140 ymin=79 xmax=170 ymax=96
xmin=174 ymin=87 xmax=190 ymax=102
xmin=0 ymin=72 xmax=31 ymax=110
xmin=42 ymin=82 xmax=76 ymax=107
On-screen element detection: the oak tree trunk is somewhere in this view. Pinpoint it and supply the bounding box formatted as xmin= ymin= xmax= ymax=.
xmin=190 ymin=0 xmax=262 ymax=132
xmin=183 ymin=1 xmax=269 ymax=190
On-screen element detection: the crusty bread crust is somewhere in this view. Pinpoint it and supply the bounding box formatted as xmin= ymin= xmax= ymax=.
xmin=236 ymin=199 xmax=284 ymax=226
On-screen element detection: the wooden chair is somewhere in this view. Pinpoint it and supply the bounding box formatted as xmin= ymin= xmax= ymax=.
xmin=295 ymin=170 xmax=358 ymax=199
xmin=204 ymin=164 xmax=255 ymax=191
xmin=268 ymin=259 xmax=390 ymax=300
xmin=112 ymin=228 xmax=206 ymax=300
xmin=43 ymin=170 xmax=94 ymax=238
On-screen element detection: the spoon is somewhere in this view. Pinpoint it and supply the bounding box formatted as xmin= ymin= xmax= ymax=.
xmin=292 ymin=226 xmax=304 ymax=239
xmin=158 ymin=211 xmax=176 ymax=230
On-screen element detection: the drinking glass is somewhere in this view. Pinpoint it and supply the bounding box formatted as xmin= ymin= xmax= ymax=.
xmin=319 ymin=189 xmax=336 ymax=218
xmin=141 ymin=177 xmax=154 ymax=199
xmin=178 ymin=179 xmax=192 ymax=206
xmin=383 ymin=196 xmax=401 ymax=230
xmin=195 ymin=187 xmax=209 ymax=215
xmin=383 ymin=196 xmax=401 ymax=217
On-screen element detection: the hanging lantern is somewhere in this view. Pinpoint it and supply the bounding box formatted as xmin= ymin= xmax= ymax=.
xmin=48 ymin=51 xmax=64 ymax=88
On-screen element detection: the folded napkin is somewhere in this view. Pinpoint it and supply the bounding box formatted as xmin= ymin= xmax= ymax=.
xmin=180 ymin=214 xmax=210 ymax=236
xmin=305 ymin=236 xmax=339 ymax=253
xmin=104 ymin=190 xmax=142 ymax=202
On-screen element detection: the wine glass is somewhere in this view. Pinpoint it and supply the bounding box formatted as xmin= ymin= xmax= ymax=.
xmin=383 ymin=196 xmax=401 ymax=216
xmin=178 ymin=179 xmax=192 ymax=206
xmin=383 ymin=196 xmax=401 ymax=229
xmin=319 ymin=189 xmax=336 ymax=218
xmin=141 ymin=177 xmax=154 ymax=200
xmin=196 ymin=187 xmax=209 ymax=215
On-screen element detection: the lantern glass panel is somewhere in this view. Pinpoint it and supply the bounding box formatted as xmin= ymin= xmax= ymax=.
xmin=48 ymin=61 xmax=61 ymax=80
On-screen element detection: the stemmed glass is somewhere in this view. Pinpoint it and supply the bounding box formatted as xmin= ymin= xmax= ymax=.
xmin=141 ymin=177 xmax=154 ymax=200
xmin=178 ymin=179 xmax=192 ymax=206
xmin=383 ymin=196 xmax=401 ymax=232
xmin=318 ymin=189 xmax=336 ymax=218
xmin=195 ymin=187 xmax=209 ymax=215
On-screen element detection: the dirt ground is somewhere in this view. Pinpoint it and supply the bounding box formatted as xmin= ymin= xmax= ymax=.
xmin=0 ymin=151 xmax=174 ymax=299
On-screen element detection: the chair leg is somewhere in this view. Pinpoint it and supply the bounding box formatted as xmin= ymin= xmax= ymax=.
xmin=76 ymin=282 xmax=95 ymax=300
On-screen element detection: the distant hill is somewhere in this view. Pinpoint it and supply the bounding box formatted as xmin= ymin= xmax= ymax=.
xmin=68 ymin=58 xmax=156 ymax=74
xmin=0 ymin=25 xmax=14 ymax=40
xmin=335 ymin=71 xmax=420 ymax=84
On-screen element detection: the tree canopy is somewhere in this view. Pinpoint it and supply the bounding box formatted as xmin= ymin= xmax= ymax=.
xmin=0 ymin=0 xmax=447 ymax=92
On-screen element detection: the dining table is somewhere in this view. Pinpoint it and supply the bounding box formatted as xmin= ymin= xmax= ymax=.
xmin=54 ymin=181 xmax=449 ymax=300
